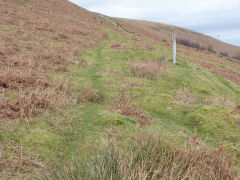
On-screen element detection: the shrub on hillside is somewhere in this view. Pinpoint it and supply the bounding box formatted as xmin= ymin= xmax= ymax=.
xmin=207 ymin=45 xmax=214 ymax=53
xmin=176 ymin=38 xmax=200 ymax=49
xmin=220 ymin=52 xmax=229 ymax=57
xmin=232 ymin=55 xmax=240 ymax=60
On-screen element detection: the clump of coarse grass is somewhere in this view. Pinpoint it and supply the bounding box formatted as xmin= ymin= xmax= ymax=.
xmin=77 ymin=86 xmax=105 ymax=104
xmin=176 ymin=87 xmax=197 ymax=105
xmin=41 ymin=134 xmax=239 ymax=180
xmin=128 ymin=58 xmax=171 ymax=80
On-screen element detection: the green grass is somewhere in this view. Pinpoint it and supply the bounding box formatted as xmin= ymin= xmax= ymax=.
xmin=1 ymin=29 xmax=240 ymax=178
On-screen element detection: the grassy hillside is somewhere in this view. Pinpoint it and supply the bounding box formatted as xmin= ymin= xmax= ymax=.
xmin=0 ymin=0 xmax=240 ymax=179
xmin=113 ymin=18 xmax=240 ymax=59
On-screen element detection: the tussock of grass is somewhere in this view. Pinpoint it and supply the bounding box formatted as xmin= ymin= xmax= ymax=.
xmin=176 ymin=87 xmax=197 ymax=105
xmin=128 ymin=58 xmax=171 ymax=80
xmin=77 ymin=86 xmax=105 ymax=104
xmin=42 ymin=134 xmax=239 ymax=180
xmin=204 ymin=96 xmax=235 ymax=107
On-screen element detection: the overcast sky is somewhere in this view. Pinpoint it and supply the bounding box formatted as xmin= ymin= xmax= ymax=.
xmin=69 ymin=0 xmax=240 ymax=46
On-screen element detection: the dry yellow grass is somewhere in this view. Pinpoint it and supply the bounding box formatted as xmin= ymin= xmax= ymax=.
xmin=43 ymin=134 xmax=239 ymax=180
xmin=128 ymin=58 xmax=171 ymax=80
xmin=204 ymin=96 xmax=235 ymax=107
xmin=176 ymin=87 xmax=197 ymax=105
xmin=77 ymin=86 xmax=105 ymax=104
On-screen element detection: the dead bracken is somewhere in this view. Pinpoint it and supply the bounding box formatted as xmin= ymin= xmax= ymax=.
xmin=115 ymin=86 xmax=150 ymax=126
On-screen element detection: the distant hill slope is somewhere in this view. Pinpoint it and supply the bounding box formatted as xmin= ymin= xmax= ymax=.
xmin=0 ymin=0 xmax=112 ymax=50
xmin=109 ymin=18 xmax=240 ymax=59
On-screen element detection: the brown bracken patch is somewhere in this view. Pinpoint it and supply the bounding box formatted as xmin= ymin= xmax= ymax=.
xmin=117 ymin=103 xmax=150 ymax=126
xmin=235 ymin=105 xmax=240 ymax=112
xmin=136 ymin=42 xmax=156 ymax=50
xmin=189 ymin=59 xmax=240 ymax=84
xmin=0 ymin=0 xmax=112 ymax=122
xmin=115 ymin=86 xmax=150 ymax=126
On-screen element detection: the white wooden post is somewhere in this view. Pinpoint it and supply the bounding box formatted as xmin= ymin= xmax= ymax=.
xmin=172 ymin=33 xmax=176 ymax=64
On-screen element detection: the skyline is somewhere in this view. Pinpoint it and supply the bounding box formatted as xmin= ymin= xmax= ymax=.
xmin=69 ymin=0 xmax=240 ymax=46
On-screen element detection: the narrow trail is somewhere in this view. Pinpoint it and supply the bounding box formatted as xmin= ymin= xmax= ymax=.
xmin=98 ymin=14 xmax=131 ymax=33
xmin=98 ymin=14 xmax=118 ymax=27
xmin=87 ymin=42 xmax=108 ymax=92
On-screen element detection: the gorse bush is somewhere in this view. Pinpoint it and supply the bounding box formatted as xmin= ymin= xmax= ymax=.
xmin=41 ymin=134 xmax=239 ymax=180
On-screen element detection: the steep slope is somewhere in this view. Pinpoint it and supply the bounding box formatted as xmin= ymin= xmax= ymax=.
xmin=0 ymin=0 xmax=240 ymax=179
xmin=0 ymin=0 xmax=112 ymax=177
xmin=0 ymin=0 xmax=113 ymax=119
xmin=0 ymin=0 xmax=111 ymax=49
